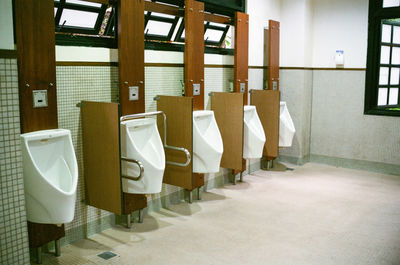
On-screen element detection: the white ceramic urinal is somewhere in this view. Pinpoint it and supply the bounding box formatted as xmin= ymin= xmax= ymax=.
xmin=21 ymin=129 xmax=78 ymax=224
xmin=192 ymin=110 xmax=223 ymax=173
xmin=120 ymin=118 xmax=165 ymax=194
xmin=279 ymin=101 xmax=295 ymax=147
xmin=243 ymin=105 xmax=266 ymax=159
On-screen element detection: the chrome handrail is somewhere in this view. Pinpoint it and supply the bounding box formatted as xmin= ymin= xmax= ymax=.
xmin=121 ymin=156 xmax=144 ymax=181
xmin=120 ymin=111 xmax=191 ymax=167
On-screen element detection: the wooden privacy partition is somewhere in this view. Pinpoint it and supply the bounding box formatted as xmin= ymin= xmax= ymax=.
xmin=81 ymin=101 xmax=123 ymax=215
xmin=15 ymin=0 xmax=58 ymax=133
xmin=184 ymin=0 xmax=205 ymax=110
xmin=157 ymin=96 xmax=196 ymax=190
xmin=250 ymin=90 xmax=280 ymax=159
xmin=118 ymin=0 xmax=145 ymax=116
xmin=15 ymin=0 xmax=63 ymax=249
xmin=234 ymin=12 xmax=249 ymax=104
xmin=267 ymin=20 xmax=280 ymax=91
xmin=211 ymin=92 xmax=244 ymax=171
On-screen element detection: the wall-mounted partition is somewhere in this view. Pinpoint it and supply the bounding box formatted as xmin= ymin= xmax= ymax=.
xmin=81 ymin=101 xmax=122 ymax=215
xmin=184 ymin=0 xmax=205 ymax=110
xmin=14 ymin=0 xmax=63 ymax=254
xmin=267 ymin=20 xmax=280 ymax=91
xmin=118 ymin=0 xmax=145 ymax=116
xmin=211 ymin=92 xmax=244 ymax=171
xmin=15 ymin=0 xmax=58 ymax=132
xmin=250 ymin=90 xmax=280 ymax=160
xmin=234 ymin=12 xmax=249 ymax=104
xmin=156 ymin=96 xmax=196 ymax=190
xmin=81 ymin=101 xmax=150 ymax=225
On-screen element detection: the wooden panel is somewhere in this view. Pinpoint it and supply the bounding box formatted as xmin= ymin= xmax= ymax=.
xmin=157 ymin=96 xmax=193 ymax=190
xmin=15 ymin=0 xmax=58 ymax=133
xmin=234 ymin=12 xmax=249 ymax=105
xmin=0 ymin=49 xmax=17 ymax=59
xmin=184 ymin=0 xmax=205 ymax=110
xmin=250 ymin=90 xmax=280 ymax=159
xmin=192 ymin=173 xmax=204 ymax=190
xmin=123 ymin=193 xmax=147 ymax=214
xmin=81 ymin=101 xmax=122 ymax=215
xmin=204 ymin=13 xmax=233 ymax=25
xmin=268 ymin=20 xmax=280 ymax=91
xmin=118 ymin=0 xmax=145 ymax=116
xmin=211 ymin=92 xmax=244 ymax=171
xmin=145 ymin=1 xmax=183 ymax=16
xmin=27 ymin=223 xmax=65 ymax=248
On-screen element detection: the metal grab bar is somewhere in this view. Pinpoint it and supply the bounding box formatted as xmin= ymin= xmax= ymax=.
xmin=165 ymin=146 xmax=191 ymax=167
xmin=120 ymin=111 xmax=191 ymax=167
xmin=121 ymin=157 xmax=144 ymax=181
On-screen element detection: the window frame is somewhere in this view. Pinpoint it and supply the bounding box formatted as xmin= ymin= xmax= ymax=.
xmin=365 ymin=0 xmax=400 ymax=116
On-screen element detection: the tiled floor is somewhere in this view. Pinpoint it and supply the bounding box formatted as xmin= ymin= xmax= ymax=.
xmin=38 ymin=163 xmax=400 ymax=265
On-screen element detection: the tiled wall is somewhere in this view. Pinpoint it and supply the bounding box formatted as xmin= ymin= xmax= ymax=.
xmin=55 ymin=65 xmax=235 ymax=245
xmin=56 ymin=66 xmax=119 ymax=243
xmin=0 ymin=58 xmax=30 ymax=264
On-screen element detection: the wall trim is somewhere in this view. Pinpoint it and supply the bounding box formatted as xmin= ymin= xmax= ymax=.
xmin=0 ymin=49 xmax=17 ymax=58
xmin=54 ymin=61 xmax=367 ymax=71
xmin=310 ymin=154 xmax=400 ymax=176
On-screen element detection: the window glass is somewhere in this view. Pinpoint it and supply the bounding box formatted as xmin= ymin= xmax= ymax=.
xmin=392 ymin=47 xmax=400 ymax=64
xmin=54 ymin=8 xmax=58 ymax=17
xmin=60 ymin=9 xmax=99 ymax=28
xmin=379 ymin=67 xmax=389 ymax=85
xmin=391 ymin=68 xmax=400 ymax=84
xmin=145 ymin=20 xmax=172 ymax=36
xmin=382 ymin=24 xmax=392 ymax=43
xmin=383 ymin=0 xmax=400 ymax=8
xmin=393 ymin=26 xmax=400 ymax=44
xmin=378 ymin=88 xmax=388 ymax=105
xmin=204 ymin=29 xmax=224 ymax=42
xmin=66 ymin=0 xmax=102 ymax=7
xmin=151 ymin=12 xmax=175 ymax=19
xmin=381 ymin=46 xmax=390 ymax=64
xmin=389 ymin=87 xmax=399 ymax=104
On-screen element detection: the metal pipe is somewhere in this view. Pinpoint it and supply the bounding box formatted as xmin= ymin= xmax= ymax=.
xmin=55 ymin=239 xmax=61 ymax=257
xmin=239 ymin=172 xmax=243 ymax=182
xmin=126 ymin=214 xmax=131 ymax=228
xmin=138 ymin=209 xmax=144 ymax=223
xmin=120 ymin=111 xmax=191 ymax=168
xmin=37 ymin=247 xmax=42 ymax=264
xmin=197 ymin=187 xmax=201 ymax=200
xmin=121 ymin=157 xmax=144 ymax=181
xmin=188 ymin=190 xmax=193 ymax=204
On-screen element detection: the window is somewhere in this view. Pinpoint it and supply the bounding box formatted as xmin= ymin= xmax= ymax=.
xmin=54 ymin=0 xmax=116 ymax=48
xmin=53 ymin=0 xmax=234 ymax=54
xmin=365 ymin=0 xmax=400 ymax=116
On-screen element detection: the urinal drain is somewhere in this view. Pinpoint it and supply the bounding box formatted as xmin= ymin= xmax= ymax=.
xmin=97 ymin=251 xmax=117 ymax=260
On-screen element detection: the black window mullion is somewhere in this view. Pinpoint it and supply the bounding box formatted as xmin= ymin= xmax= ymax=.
xmin=94 ymin=4 xmax=108 ymax=35
xmin=386 ymin=24 xmax=393 ymax=105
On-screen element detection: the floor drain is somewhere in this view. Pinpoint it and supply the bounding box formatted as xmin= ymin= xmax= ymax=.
xmin=97 ymin=251 xmax=117 ymax=260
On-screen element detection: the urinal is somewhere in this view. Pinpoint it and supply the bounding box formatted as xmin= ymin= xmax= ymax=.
xmin=21 ymin=129 xmax=78 ymax=224
xmin=279 ymin=101 xmax=295 ymax=147
xmin=243 ymin=105 xmax=266 ymax=159
xmin=192 ymin=110 xmax=223 ymax=173
xmin=120 ymin=118 xmax=165 ymax=194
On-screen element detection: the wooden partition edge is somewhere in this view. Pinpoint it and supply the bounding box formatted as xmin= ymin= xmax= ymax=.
xmin=0 ymin=49 xmax=17 ymax=58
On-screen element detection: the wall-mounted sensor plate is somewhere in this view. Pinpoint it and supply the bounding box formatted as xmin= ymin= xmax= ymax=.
xmin=129 ymin=86 xmax=139 ymax=101
xmin=193 ymin=84 xmax=201 ymax=96
xmin=33 ymin=90 xmax=48 ymax=108
xmin=240 ymin=83 xmax=246 ymax=93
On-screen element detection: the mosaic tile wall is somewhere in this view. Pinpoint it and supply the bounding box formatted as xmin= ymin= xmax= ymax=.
xmin=56 ymin=66 xmax=119 ymax=243
xmin=0 ymin=58 xmax=30 ymax=264
xmin=55 ymin=65 xmax=236 ymax=245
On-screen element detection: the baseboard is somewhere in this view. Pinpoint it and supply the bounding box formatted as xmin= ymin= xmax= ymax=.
xmin=310 ymin=154 xmax=400 ymax=176
xmin=278 ymin=154 xmax=310 ymax=165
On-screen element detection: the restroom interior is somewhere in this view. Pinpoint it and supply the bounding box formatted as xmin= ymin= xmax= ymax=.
xmin=0 ymin=0 xmax=400 ymax=264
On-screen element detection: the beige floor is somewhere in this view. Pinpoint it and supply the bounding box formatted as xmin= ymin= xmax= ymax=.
xmin=41 ymin=163 xmax=400 ymax=265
